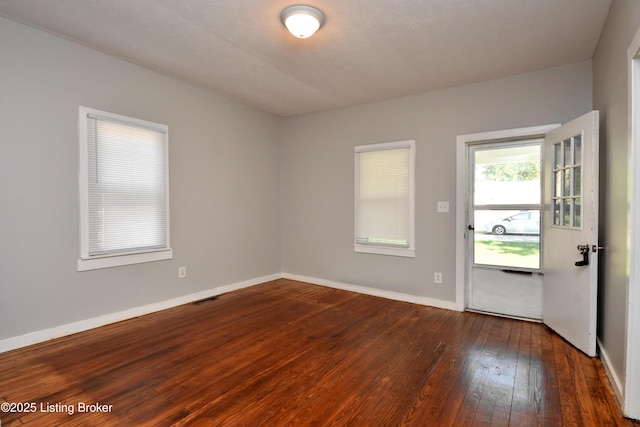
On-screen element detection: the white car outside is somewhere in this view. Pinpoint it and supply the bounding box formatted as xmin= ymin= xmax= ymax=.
xmin=483 ymin=211 xmax=540 ymax=235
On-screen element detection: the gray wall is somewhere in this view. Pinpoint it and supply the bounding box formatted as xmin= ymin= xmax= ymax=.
xmin=0 ymin=11 xmax=606 ymax=357
xmin=0 ymin=17 xmax=282 ymax=340
xmin=280 ymin=61 xmax=593 ymax=301
xmin=593 ymin=0 xmax=640 ymax=389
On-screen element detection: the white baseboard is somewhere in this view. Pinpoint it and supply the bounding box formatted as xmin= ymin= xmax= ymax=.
xmin=282 ymin=273 xmax=461 ymax=312
xmin=598 ymin=338 xmax=624 ymax=405
xmin=1 ymin=272 xmax=461 ymax=354
xmin=0 ymin=273 xmax=281 ymax=354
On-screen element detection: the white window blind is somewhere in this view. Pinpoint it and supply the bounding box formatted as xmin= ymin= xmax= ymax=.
xmin=78 ymin=107 xmax=171 ymax=270
xmin=355 ymin=140 xmax=415 ymax=257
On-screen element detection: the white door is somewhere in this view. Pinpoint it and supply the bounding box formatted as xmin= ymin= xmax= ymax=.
xmin=543 ymin=111 xmax=599 ymax=357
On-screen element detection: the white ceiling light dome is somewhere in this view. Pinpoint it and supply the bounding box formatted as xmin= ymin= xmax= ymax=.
xmin=280 ymin=5 xmax=325 ymax=39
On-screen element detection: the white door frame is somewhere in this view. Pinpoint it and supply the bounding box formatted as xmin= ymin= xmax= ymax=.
xmin=455 ymin=124 xmax=559 ymax=311
xmin=624 ymin=27 xmax=640 ymax=420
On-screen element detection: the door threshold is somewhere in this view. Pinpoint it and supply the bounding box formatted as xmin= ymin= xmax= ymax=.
xmin=465 ymin=308 xmax=542 ymax=323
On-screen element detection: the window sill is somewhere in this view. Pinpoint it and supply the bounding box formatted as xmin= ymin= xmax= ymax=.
xmin=354 ymin=244 xmax=415 ymax=258
xmin=77 ymin=249 xmax=173 ymax=271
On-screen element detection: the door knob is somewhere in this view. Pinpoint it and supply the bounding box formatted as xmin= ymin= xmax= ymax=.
xmin=575 ymin=244 xmax=590 ymax=267
xmin=576 ymin=244 xmax=590 ymax=253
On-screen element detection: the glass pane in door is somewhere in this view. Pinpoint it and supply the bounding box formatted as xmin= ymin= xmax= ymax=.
xmin=474 ymin=209 xmax=540 ymax=269
xmin=473 ymin=145 xmax=541 ymax=206
xmin=551 ymin=135 xmax=583 ymax=228
xmin=472 ymin=143 xmax=541 ymax=270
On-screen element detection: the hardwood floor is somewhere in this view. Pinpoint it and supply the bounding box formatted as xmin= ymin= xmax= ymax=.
xmin=0 ymin=278 xmax=637 ymax=426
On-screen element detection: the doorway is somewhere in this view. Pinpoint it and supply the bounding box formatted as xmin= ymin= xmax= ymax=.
xmin=456 ymin=113 xmax=600 ymax=359
xmin=467 ymin=140 xmax=543 ymax=319
xmin=455 ymin=124 xmax=559 ymax=316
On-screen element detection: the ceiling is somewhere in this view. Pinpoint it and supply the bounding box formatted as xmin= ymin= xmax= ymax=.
xmin=0 ymin=0 xmax=612 ymax=117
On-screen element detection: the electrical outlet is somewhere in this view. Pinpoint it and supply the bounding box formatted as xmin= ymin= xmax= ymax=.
xmin=178 ymin=266 xmax=187 ymax=279
xmin=437 ymin=201 xmax=449 ymax=213
xmin=434 ymin=272 xmax=443 ymax=284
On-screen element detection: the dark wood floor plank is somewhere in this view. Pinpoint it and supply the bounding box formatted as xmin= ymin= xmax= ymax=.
xmin=360 ymin=309 xmax=454 ymax=426
xmin=552 ymin=331 xmax=585 ymax=426
xmin=275 ymin=304 xmax=421 ymax=425
xmin=0 ymin=279 xmax=637 ymax=426
xmin=580 ymin=356 xmax=621 ymax=427
xmin=320 ymin=307 xmax=450 ymax=426
xmin=567 ymin=341 xmax=600 ymax=426
xmin=536 ymin=323 xmax=563 ymax=426
xmin=451 ymin=318 xmax=503 ymax=426
xmin=505 ymin=319 xmax=532 ymax=425
xmin=178 ymin=300 xmax=380 ymax=424
xmin=525 ymin=319 xmax=547 ymax=426
xmin=433 ymin=314 xmax=501 ymax=424
xmin=473 ymin=318 xmax=521 ymax=426
xmin=398 ymin=312 xmax=491 ymax=424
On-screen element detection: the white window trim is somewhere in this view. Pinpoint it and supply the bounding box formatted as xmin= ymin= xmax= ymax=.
xmin=354 ymin=140 xmax=416 ymax=258
xmin=77 ymin=106 xmax=172 ymax=271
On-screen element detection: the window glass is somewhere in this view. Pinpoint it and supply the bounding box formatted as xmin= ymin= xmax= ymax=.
xmin=78 ymin=106 xmax=172 ymax=271
xmin=355 ymin=140 xmax=415 ymax=257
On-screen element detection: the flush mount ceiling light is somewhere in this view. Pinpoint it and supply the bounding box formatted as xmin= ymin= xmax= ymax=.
xmin=280 ymin=5 xmax=325 ymax=39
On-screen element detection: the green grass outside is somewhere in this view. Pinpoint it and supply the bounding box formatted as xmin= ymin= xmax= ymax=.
xmin=474 ymin=240 xmax=540 ymax=269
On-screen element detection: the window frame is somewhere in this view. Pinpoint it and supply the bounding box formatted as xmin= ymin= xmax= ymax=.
xmin=354 ymin=139 xmax=416 ymax=258
xmin=77 ymin=106 xmax=172 ymax=271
